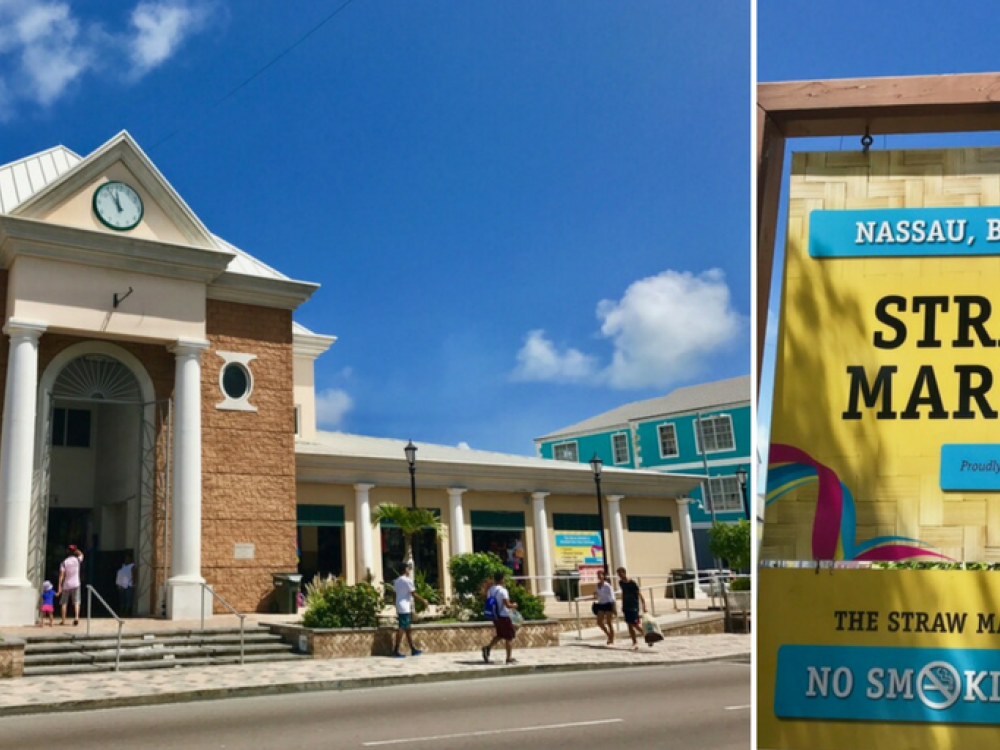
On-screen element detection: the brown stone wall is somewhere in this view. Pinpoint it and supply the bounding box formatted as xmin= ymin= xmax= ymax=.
xmin=268 ymin=620 xmax=561 ymax=658
xmin=0 ymin=639 xmax=25 ymax=678
xmin=203 ymin=299 xmax=297 ymax=613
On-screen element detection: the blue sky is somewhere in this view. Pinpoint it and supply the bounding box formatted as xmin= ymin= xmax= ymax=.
xmin=758 ymin=0 xmax=1000 ymax=484
xmin=0 ymin=1 xmax=751 ymax=456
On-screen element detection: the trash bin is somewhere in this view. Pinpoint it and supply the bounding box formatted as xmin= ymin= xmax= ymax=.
xmin=669 ymin=569 xmax=696 ymax=599
xmin=272 ymin=573 xmax=303 ymax=614
xmin=553 ymin=570 xmax=581 ymax=601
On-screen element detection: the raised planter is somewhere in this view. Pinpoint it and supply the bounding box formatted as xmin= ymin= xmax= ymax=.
xmin=267 ymin=619 xmax=561 ymax=659
xmin=723 ymin=590 xmax=752 ymax=634
xmin=0 ymin=638 xmax=25 ymax=678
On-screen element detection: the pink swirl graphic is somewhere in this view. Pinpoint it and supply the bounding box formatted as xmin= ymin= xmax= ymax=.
xmin=769 ymin=443 xmax=950 ymax=562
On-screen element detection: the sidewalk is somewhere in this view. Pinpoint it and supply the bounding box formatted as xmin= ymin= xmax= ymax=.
xmin=0 ymin=629 xmax=750 ymax=717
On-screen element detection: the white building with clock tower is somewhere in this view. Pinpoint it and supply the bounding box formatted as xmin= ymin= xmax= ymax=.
xmin=0 ymin=131 xmax=704 ymax=628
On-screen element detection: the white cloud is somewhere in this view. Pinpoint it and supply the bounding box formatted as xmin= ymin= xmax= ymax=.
xmin=315 ymin=388 xmax=353 ymax=428
xmin=599 ymin=269 xmax=743 ymax=388
xmin=0 ymin=0 xmax=211 ymax=115
xmin=129 ymin=1 xmax=207 ymax=75
xmin=511 ymin=269 xmax=745 ymax=389
xmin=510 ymin=329 xmax=598 ymax=384
xmin=456 ymin=441 xmax=471 ymax=450
xmin=0 ymin=1 xmax=90 ymax=106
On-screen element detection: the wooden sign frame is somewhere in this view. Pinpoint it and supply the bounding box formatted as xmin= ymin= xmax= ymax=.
xmin=757 ymin=72 xmax=1000 ymax=392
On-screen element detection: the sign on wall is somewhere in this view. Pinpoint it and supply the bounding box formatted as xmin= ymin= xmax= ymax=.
xmin=764 ymin=148 xmax=1000 ymax=564
xmin=553 ymin=532 xmax=604 ymax=569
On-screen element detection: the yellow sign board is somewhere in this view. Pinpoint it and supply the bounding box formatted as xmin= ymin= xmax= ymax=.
xmin=764 ymin=148 xmax=1000 ymax=563
xmin=759 ymin=566 xmax=1000 ymax=748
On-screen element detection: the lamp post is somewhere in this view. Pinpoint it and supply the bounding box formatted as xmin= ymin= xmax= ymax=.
xmin=589 ymin=455 xmax=610 ymax=576
xmin=735 ymin=467 xmax=749 ymax=521
xmin=404 ymin=440 xmax=418 ymax=509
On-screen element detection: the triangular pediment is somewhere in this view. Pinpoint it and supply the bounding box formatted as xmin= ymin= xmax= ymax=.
xmin=11 ymin=131 xmax=219 ymax=250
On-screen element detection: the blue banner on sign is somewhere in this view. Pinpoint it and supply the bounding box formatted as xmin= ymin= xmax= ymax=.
xmin=809 ymin=207 xmax=1000 ymax=258
xmin=940 ymin=445 xmax=1000 ymax=490
xmin=776 ymin=644 xmax=1000 ymax=725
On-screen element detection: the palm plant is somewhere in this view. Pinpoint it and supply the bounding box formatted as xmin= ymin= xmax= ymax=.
xmin=371 ymin=503 xmax=446 ymax=575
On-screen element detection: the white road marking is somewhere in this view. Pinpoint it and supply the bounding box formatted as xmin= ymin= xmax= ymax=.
xmin=362 ymin=718 xmax=624 ymax=746
xmin=724 ymin=704 xmax=750 ymax=711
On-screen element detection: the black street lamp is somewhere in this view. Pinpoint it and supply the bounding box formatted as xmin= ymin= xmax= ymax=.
xmin=589 ymin=455 xmax=610 ymax=576
xmin=404 ymin=440 xmax=418 ymax=509
xmin=735 ymin=467 xmax=750 ymax=521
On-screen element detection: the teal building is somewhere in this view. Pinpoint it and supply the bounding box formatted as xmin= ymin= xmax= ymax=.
xmin=535 ymin=375 xmax=751 ymax=569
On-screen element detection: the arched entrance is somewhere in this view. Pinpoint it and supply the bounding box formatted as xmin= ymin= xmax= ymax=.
xmin=31 ymin=343 xmax=166 ymax=616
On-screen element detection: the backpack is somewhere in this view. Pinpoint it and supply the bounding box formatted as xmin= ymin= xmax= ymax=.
xmin=483 ymin=587 xmax=499 ymax=620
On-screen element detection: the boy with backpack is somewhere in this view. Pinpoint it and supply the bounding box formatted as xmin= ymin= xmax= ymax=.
xmin=482 ymin=570 xmax=519 ymax=665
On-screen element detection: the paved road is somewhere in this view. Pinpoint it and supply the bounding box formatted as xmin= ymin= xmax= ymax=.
xmin=0 ymin=662 xmax=749 ymax=749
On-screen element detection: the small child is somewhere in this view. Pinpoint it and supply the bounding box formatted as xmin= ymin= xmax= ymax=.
xmin=39 ymin=580 xmax=55 ymax=627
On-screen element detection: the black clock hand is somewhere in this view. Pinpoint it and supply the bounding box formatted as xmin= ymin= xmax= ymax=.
xmin=112 ymin=191 xmax=122 ymax=212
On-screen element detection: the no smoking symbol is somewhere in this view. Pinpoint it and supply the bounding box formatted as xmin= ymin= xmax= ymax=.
xmin=917 ymin=661 xmax=961 ymax=710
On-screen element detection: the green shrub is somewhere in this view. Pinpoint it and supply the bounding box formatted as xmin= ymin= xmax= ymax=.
xmin=447 ymin=552 xmax=546 ymax=621
xmin=708 ymin=519 xmax=751 ymax=572
xmin=730 ymin=576 xmax=751 ymax=592
xmin=303 ymin=574 xmax=339 ymax=611
xmin=302 ymin=579 xmax=382 ymax=629
xmin=448 ymin=552 xmax=507 ymax=604
xmin=507 ymin=582 xmax=546 ymax=621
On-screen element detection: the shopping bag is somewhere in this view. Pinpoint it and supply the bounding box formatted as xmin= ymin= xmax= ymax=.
xmin=510 ymin=610 xmax=524 ymax=628
xmin=642 ymin=613 xmax=663 ymax=645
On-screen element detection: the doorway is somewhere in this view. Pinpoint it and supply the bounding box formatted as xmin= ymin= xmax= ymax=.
xmin=35 ymin=350 xmax=155 ymax=616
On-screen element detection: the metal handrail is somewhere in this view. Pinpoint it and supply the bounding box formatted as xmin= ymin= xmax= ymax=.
xmin=568 ymin=575 xmax=726 ymax=639
xmin=85 ymin=585 xmax=124 ymax=672
xmin=200 ymin=583 xmax=246 ymax=664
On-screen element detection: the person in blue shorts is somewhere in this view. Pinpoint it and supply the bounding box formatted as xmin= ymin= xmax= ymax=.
xmin=391 ymin=563 xmax=428 ymax=657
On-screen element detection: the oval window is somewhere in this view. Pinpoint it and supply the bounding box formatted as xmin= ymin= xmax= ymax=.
xmin=221 ymin=363 xmax=250 ymax=400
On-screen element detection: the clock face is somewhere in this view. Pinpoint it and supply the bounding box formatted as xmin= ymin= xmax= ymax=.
xmin=93 ymin=182 xmax=143 ymax=231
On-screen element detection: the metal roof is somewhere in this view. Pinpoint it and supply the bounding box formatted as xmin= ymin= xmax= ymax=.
xmin=297 ymin=431 xmax=705 ymax=498
xmin=537 ymin=374 xmax=751 ymax=441
xmin=0 ymin=146 xmax=82 ymax=214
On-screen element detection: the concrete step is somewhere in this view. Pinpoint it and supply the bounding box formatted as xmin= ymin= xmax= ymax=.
xmin=22 ymin=651 xmax=307 ymax=677
xmin=24 ymin=641 xmax=294 ymax=665
xmin=20 ymin=625 xmax=301 ymax=676
xmin=25 ymin=631 xmax=284 ymax=654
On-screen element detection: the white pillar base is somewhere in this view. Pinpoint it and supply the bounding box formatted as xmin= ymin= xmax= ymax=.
xmin=0 ymin=582 xmax=36 ymax=626
xmin=166 ymin=580 xmax=213 ymax=621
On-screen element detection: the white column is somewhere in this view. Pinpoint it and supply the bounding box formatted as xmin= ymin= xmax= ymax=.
xmin=0 ymin=319 xmax=46 ymax=626
xmin=354 ymin=483 xmax=375 ymax=582
xmin=447 ymin=488 xmax=467 ymax=557
xmin=166 ymin=338 xmax=210 ymax=620
xmin=531 ymin=492 xmax=554 ymax=597
xmin=677 ymin=498 xmax=698 ymax=572
xmin=607 ymin=495 xmax=627 ymax=575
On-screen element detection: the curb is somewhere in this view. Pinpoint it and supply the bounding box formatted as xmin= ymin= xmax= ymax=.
xmin=0 ymin=651 xmax=750 ymax=717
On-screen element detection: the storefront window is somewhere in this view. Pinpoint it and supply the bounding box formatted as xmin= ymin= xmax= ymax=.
xmin=297 ymin=525 xmax=344 ymax=586
xmin=472 ymin=531 xmax=528 ymax=577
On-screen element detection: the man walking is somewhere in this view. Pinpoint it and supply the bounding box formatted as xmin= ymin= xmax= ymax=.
xmin=391 ymin=563 xmax=427 ymax=657
xmin=617 ymin=567 xmax=647 ymax=649
xmin=57 ymin=544 xmax=83 ymax=626
xmin=482 ymin=570 xmax=519 ymax=665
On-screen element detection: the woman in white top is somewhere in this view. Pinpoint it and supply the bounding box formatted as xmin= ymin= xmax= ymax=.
xmin=593 ymin=569 xmax=617 ymax=645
